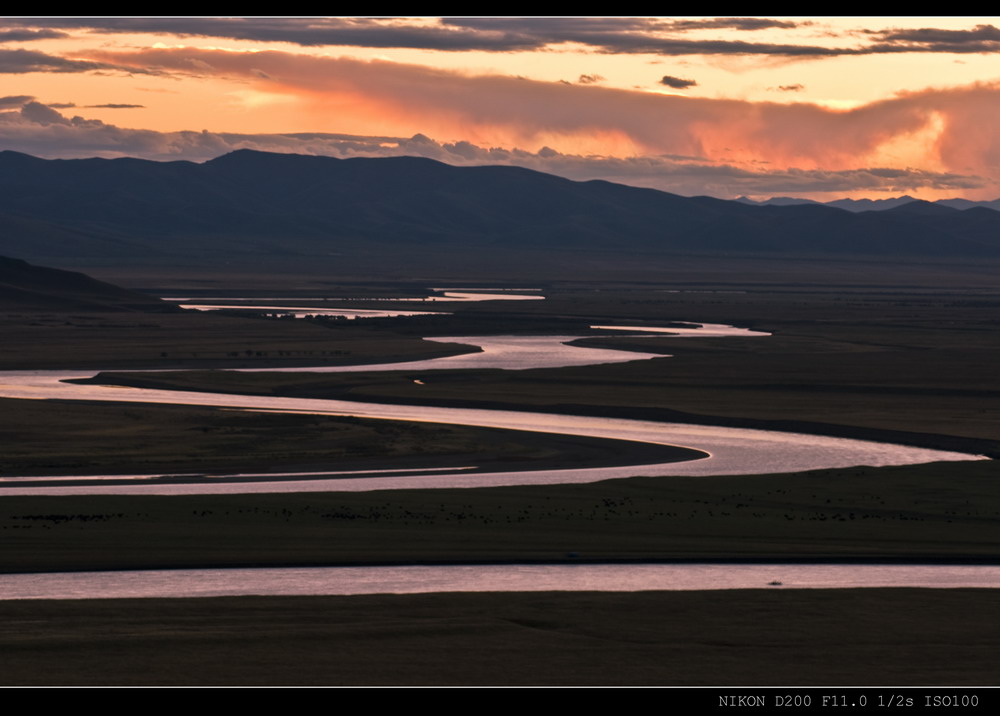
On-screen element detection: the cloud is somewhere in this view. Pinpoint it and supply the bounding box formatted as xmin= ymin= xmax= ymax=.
xmin=53 ymin=47 xmax=1000 ymax=197
xmin=773 ymin=84 xmax=804 ymax=92
xmin=578 ymin=74 xmax=604 ymax=84
xmin=660 ymin=75 xmax=697 ymax=89
xmin=441 ymin=19 xmax=853 ymax=57
xmin=0 ymin=28 xmax=68 ymax=42
xmin=0 ymin=102 xmax=987 ymax=199
xmin=14 ymin=16 xmax=1000 ymax=58
xmin=0 ymin=48 xmax=145 ymax=74
xmin=868 ymin=24 xmax=1000 ymax=53
xmin=665 ymin=18 xmax=802 ymax=32
xmin=6 ymin=17 xmax=548 ymax=52
xmin=2 ymin=18 xmax=807 ymax=55
xmin=19 ymin=101 xmax=71 ymax=125
xmin=0 ymin=95 xmax=34 ymax=109
xmin=85 ymin=103 xmax=145 ymax=109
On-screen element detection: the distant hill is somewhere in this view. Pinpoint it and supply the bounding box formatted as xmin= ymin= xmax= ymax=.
xmin=3 ymin=149 xmax=1000 ymax=271
xmin=736 ymin=195 xmax=825 ymax=208
xmin=936 ymin=197 xmax=1000 ymax=212
xmin=828 ymin=196 xmax=924 ymax=212
xmin=737 ymin=194 xmax=1000 ymax=214
xmin=0 ymin=255 xmax=174 ymax=311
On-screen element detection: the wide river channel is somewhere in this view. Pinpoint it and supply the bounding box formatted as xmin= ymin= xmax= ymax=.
xmin=0 ymin=323 xmax=985 ymax=495
xmin=4 ymin=564 xmax=999 ymax=600
xmin=1 ymin=316 xmax=991 ymax=597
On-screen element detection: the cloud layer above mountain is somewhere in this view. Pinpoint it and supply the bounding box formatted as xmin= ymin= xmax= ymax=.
xmin=3 ymin=17 xmax=1000 ymax=199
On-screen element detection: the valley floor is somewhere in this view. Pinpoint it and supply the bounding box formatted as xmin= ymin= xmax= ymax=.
xmin=2 ymin=589 xmax=997 ymax=686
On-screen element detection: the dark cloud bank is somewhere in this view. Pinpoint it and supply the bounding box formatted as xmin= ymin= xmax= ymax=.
xmin=8 ymin=17 xmax=1000 ymax=57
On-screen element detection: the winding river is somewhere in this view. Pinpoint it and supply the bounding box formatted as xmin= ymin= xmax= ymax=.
xmin=0 ymin=324 xmax=985 ymax=495
xmin=1 ymin=319 xmax=993 ymax=598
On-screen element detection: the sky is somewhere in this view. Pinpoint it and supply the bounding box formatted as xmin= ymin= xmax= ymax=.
xmin=3 ymin=16 xmax=1000 ymax=200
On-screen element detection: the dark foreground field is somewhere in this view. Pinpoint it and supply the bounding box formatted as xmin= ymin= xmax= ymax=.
xmin=2 ymin=590 xmax=997 ymax=686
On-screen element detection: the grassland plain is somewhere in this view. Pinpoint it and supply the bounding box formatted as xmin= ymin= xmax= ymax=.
xmin=2 ymin=269 xmax=999 ymax=685
xmin=1 ymin=590 xmax=998 ymax=686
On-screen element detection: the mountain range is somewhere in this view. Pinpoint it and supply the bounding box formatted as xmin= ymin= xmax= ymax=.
xmin=736 ymin=195 xmax=1000 ymax=213
xmin=2 ymin=149 xmax=1000 ymax=269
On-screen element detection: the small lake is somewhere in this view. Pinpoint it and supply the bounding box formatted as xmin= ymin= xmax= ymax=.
xmin=2 ymin=564 xmax=998 ymax=600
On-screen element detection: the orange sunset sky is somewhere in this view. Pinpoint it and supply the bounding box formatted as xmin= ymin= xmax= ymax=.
xmin=3 ymin=16 xmax=1000 ymax=200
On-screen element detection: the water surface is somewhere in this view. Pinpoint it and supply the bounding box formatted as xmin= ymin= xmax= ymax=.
xmin=0 ymin=324 xmax=984 ymax=495
xmin=0 ymin=368 xmax=983 ymax=495
xmin=180 ymin=304 xmax=446 ymax=319
xmin=3 ymin=564 xmax=998 ymax=600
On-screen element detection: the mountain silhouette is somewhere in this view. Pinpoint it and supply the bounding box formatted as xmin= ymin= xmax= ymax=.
xmin=0 ymin=254 xmax=175 ymax=310
xmin=3 ymin=149 xmax=1000 ymax=267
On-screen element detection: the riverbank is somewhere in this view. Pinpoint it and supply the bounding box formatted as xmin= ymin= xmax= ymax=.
xmin=2 ymin=589 xmax=997 ymax=685
xmin=83 ymin=369 xmax=999 ymax=459
xmin=0 ymin=396 xmax=701 ymax=482
xmin=0 ymin=308 xmax=481 ymax=370
xmin=2 ymin=461 xmax=998 ymax=574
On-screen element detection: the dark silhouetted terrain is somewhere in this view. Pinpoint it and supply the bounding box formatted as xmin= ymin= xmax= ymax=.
xmin=4 ymin=150 xmax=1000 ymax=276
xmin=0 ymin=254 xmax=174 ymax=311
